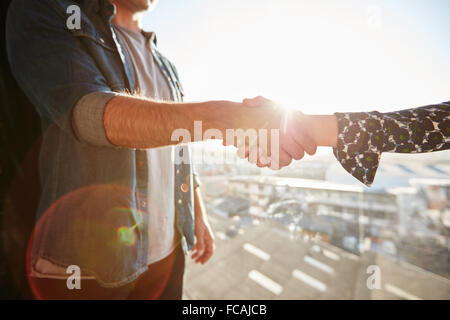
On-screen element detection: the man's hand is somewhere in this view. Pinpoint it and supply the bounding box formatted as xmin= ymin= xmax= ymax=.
xmin=237 ymin=96 xmax=317 ymax=169
xmin=191 ymin=187 xmax=215 ymax=264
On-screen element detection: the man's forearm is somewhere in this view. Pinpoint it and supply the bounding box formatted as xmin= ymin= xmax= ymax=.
xmin=104 ymin=95 xmax=227 ymax=148
xmin=103 ymin=95 xmax=259 ymax=149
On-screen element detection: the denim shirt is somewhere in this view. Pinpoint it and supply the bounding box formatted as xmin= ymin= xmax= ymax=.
xmin=6 ymin=0 xmax=197 ymax=287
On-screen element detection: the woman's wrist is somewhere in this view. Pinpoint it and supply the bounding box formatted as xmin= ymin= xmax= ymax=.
xmin=302 ymin=114 xmax=338 ymax=148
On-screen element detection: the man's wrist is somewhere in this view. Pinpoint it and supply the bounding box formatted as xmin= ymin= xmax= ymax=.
xmin=187 ymin=100 xmax=235 ymax=137
xmin=190 ymin=100 xmax=265 ymax=140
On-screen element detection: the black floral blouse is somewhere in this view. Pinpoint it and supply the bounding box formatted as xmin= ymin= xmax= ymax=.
xmin=333 ymin=102 xmax=450 ymax=186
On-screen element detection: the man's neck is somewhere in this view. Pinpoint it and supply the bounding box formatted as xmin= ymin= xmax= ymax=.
xmin=111 ymin=4 xmax=143 ymax=32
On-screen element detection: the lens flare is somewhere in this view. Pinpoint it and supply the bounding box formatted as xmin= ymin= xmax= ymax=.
xmin=117 ymin=225 xmax=137 ymax=246
xmin=25 ymin=184 xmax=149 ymax=299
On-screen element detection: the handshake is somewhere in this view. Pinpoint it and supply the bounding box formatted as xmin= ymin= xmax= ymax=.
xmin=213 ymin=96 xmax=338 ymax=170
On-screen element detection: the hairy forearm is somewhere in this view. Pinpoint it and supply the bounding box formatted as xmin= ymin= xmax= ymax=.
xmin=103 ymin=95 xmax=244 ymax=149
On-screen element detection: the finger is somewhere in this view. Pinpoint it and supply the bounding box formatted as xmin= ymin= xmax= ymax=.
xmin=192 ymin=241 xmax=204 ymax=258
xmin=192 ymin=248 xmax=203 ymax=261
xmin=244 ymin=144 xmax=250 ymax=158
xmin=291 ymin=128 xmax=317 ymax=156
xmin=290 ymin=114 xmax=317 ymax=155
xmin=245 ymin=134 xmax=258 ymax=159
xmin=280 ymin=133 xmax=305 ymax=160
xmin=236 ymin=134 xmax=257 ymax=161
xmin=247 ymin=144 xmax=259 ymax=165
xmin=243 ymin=96 xmax=274 ymax=108
xmin=279 ymin=150 xmax=293 ymax=168
xmin=195 ymin=246 xmax=207 ymax=264
xmin=253 ymin=144 xmax=270 ymax=168
xmin=256 ymin=143 xmax=271 ymax=167
xmin=269 ymin=149 xmax=292 ymax=169
xmin=257 ymin=127 xmax=271 ymax=158
xmin=283 ymin=144 xmax=304 ymax=161
xmin=191 ymin=237 xmax=205 ymax=260
xmin=222 ymin=137 xmax=233 ymax=147
xmin=195 ymin=245 xmax=212 ymax=264
xmin=236 ymin=145 xmax=248 ymax=159
xmin=198 ymin=237 xmax=214 ymax=264
xmin=200 ymin=246 xmax=213 ymax=264
xmin=256 ymin=157 xmax=269 ymax=168
xmin=242 ymin=96 xmax=266 ymax=107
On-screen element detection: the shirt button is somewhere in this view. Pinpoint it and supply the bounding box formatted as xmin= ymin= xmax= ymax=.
xmin=180 ymin=184 xmax=189 ymax=193
xmin=140 ymin=200 xmax=147 ymax=208
xmin=137 ymin=160 xmax=144 ymax=168
xmin=178 ymin=199 xmax=182 ymax=204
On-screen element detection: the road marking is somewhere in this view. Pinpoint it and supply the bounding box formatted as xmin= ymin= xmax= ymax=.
xmin=314 ymin=240 xmax=359 ymax=260
xmin=292 ymin=269 xmax=327 ymax=292
xmin=322 ymin=249 xmax=340 ymax=261
xmin=243 ymin=243 xmax=270 ymax=261
xmin=304 ymin=256 xmax=334 ymax=275
xmin=248 ymin=270 xmax=283 ymax=295
xmin=384 ymin=283 xmax=422 ymax=300
xmin=310 ymin=244 xmax=340 ymax=261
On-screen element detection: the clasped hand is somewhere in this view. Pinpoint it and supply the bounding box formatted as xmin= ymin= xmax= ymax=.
xmin=224 ymin=96 xmax=317 ymax=169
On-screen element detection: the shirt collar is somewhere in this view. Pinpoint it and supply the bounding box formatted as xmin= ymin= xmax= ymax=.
xmin=97 ymin=0 xmax=157 ymax=46
xmin=141 ymin=31 xmax=158 ymax=46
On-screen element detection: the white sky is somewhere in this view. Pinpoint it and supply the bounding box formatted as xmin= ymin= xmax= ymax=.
xmin=142 ymin=0 xmax=450 ymax=115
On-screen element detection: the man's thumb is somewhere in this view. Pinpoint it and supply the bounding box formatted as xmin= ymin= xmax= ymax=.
xmin=243 ymin=96 xmax=269 ymax=107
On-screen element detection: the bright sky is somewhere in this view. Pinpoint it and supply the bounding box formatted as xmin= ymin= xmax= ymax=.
xmin=142 ymin=0 xmax=450 ymax=115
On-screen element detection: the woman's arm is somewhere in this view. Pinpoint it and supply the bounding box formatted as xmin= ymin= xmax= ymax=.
xmin=304 ymin=102 xmax=449 ymax=186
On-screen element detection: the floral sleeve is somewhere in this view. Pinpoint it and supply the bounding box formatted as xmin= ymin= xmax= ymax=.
xmin=333 ymin=102 xmax=450 ymax=186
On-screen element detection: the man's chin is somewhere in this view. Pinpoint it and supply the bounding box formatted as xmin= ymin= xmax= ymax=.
xmin=133 ymin=0 xmax=155 ymax=13
xmin=143 ymin=0 xmax=156 ymax=10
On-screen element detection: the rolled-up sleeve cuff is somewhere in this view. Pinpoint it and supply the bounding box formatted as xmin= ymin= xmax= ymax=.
xmin=193 ymin=173 xmax=201 ymax=189
xmin=72 ymin=91 xmax=118 ymax=147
